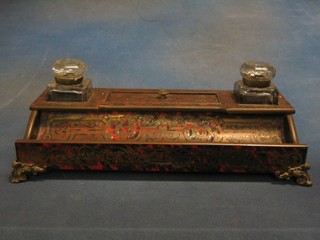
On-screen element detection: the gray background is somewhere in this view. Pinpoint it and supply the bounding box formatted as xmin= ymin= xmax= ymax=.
xmin=1 ymin=0 xmax=319 ymax=239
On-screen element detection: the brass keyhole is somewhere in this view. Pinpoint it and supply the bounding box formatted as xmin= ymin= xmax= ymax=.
xmin=158 ymin=89 xmax=169 ymax=99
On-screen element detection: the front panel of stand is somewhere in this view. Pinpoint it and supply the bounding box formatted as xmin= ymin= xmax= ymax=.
xmin=11 ymin=60 xmax=312 ymax=186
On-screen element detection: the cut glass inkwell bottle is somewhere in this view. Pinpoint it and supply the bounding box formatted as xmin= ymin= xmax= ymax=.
xmin=47 ymin=58 xmax=92 ymax=102
xmin=234 ymin=61 xmax=278 ymax=104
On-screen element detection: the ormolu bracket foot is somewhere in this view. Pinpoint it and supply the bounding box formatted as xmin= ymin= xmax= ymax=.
xmin=275 ymin=164 xmax=312 ymax=186
xmin=10 ymin=160 xmax=47 ymax=183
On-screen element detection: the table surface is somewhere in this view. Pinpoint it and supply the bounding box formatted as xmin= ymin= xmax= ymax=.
xmin=1 ymin=0 xmax=320 ymax=239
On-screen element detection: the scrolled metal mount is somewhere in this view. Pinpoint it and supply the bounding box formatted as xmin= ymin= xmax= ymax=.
xmin=275 ymin=164 xmax=312 ymax=186
xmin=10 ymin=161 xmax=47 ymax=183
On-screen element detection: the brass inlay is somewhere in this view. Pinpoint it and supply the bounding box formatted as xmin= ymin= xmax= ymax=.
xmin=36 ymin=112 xmax=285 ymax=144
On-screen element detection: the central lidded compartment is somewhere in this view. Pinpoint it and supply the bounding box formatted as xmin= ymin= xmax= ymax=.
xmin=106 ymin=90 xmax=220 ymax=106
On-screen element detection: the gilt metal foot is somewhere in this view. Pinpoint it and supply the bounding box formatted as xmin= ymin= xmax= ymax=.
xmin=10 ymin=161 xmax=47 ymax=183
xmin=275 ymin=164 xmax=312 ymax=186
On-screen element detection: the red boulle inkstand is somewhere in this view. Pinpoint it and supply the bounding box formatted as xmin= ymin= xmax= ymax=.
xmin=11 ymin=59 xmax=312 ymax=186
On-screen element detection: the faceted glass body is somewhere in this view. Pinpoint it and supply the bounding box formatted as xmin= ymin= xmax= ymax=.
xmin=234 ymin=80 xmax=278 ymax=104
